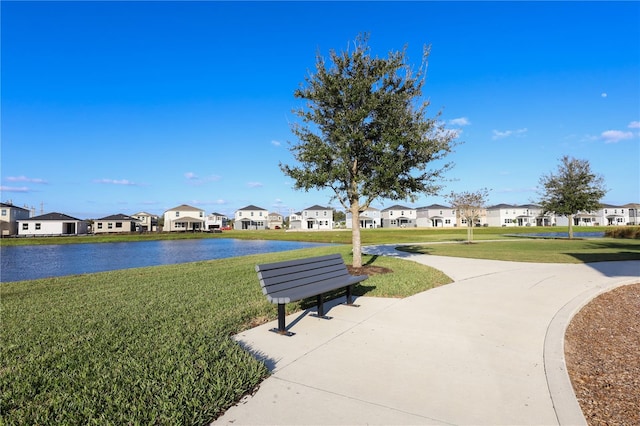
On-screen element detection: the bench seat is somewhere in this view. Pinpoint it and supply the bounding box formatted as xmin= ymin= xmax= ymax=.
xmin=256 ymin=254 xmax=368 ymax=335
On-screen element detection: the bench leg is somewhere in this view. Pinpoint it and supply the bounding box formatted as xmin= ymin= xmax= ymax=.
xmin=269 ymin=303 xmax=294 ymax=336
xmin=310 ymin=294 xmax=332 ymax=320
xmin=344 ymin=285 xmax=360 ymax=308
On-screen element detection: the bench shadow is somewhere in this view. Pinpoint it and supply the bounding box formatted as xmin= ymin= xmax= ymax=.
xmin=233 ymin=340 xmax=280 ymax=372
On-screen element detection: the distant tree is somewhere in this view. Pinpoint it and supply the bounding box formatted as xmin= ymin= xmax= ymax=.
xmin=538 ymin=156 xmax=607 ymax=239
xmin=333 ymin=209 xmax=346 ymax=223
xmin=280 ymin=34 xmax=458 ymax=267
xmin=446 ymin=188 xmax=490 ymax=243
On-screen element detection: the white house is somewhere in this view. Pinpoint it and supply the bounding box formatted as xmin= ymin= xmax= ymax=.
xmin=486 ymin=204 xmax=554 ymax=227
xmin=18 ymin=212 xmax=88 ymax=236
xmin=1 ymin=202 xmax=31 ymax=236
xmin=205 ymin=212 xmax=228 ymax=231
xmin=300 ymin=205 xmax=334 ymax=230
xmin=597 ymin=203 xmax=637 ymax=226
xmin=381 ymin=205 xmax=416 ymax=228
xmin=345 ymin=207 xmax=381 ymax=229
xmin=163 ymin=204 xmax=205 ymax=232
xmin=234 ymin=205 xmax=268 ymax=230
xmin=93 ymin=214 xmax=140 ymax=234
xmin=416 ymin=204 xmax=457 ymax=228
xmin=132 ymin=211 xmax=158 ymax=232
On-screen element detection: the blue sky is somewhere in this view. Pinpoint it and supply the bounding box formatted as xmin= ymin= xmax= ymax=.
xmin=2 ymin=1 xmax=639 ymax=219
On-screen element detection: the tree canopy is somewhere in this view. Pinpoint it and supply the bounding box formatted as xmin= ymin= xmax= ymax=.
xmin=280 ymin=34 xmax=458 ymax=266
xmin=538 ymin=155 xmax=607 ymax=238
xmin=446 ymin=188 xmax=490 ymax=243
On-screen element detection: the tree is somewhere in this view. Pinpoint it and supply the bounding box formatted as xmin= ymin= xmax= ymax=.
xmin=280 ymin=34 xmax=457 ymax=267
xmin=538 ymin=156 xmax=607 ymax=239
xmin=446 ymin=188 xmax=490 ymax=243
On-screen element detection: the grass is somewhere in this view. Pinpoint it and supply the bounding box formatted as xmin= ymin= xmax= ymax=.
xmin=1 ymin=245 xmax=450 ymax=424
xmin=398 ymin=238 xmax=640 ymax=263
xmin=3 ymin=225 xmax=637 ymax=424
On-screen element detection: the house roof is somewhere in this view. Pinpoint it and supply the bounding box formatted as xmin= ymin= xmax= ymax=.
xmin=304 ymin=205 xmax=330 ymax=211
xmin=0 ymin=203 xmax=30 ymax=211
xmin=417 ymin=204 xmax=451 ymax=210
xmin=22 ymin=212 xmax=82 ymax=221
xmin=133 ymin=211 xmax=157 ymax=217
xmin=237 ymin=205 xmax=267 ymax=211
xmin=165 ymin=204 xmax=203 ymax=212
xmin=487 ymin=203 xmax=517 ymax=209
xmin=381 ymin=205 xmax=413 ymax=211
xmin=96 ymin=214 xmax=138 ymax=221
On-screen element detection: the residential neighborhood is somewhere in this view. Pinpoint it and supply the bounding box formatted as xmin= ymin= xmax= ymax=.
xmin=2 ymin=201 xmax=638 ymax=237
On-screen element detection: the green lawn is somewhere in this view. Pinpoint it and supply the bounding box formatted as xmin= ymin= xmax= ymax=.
xmin=1 ymin=245 xmax=450 ymax=425
xmin=2 ymin=226 xmax=637 ymax=424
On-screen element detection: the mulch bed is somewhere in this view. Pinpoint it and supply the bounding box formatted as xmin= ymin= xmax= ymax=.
xmin=564 ymin=283 xmax=640 ymax=426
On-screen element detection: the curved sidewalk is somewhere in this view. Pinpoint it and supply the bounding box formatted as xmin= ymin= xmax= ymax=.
xmin=214 ymin=246 xmax=639 ymax=425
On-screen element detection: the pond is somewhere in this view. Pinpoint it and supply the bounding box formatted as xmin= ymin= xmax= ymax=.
xmin=0 ymin=238 xmax=334 ymax=283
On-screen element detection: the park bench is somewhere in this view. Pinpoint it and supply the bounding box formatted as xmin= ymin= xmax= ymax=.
xmin=255 ymin=253 xmax=369 ymax=336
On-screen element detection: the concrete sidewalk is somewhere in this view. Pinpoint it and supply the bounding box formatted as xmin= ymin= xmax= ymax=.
xmin=213 ymin=246 xmax=639 ymax=425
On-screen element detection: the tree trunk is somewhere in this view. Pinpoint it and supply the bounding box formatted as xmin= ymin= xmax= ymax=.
xmin=467 ymin=222 xmax=473 ymax=243
xmin=568 ymin=214 xmax=574 ymax=239
xmin=350 ymin=202 xmax=363 ymax=268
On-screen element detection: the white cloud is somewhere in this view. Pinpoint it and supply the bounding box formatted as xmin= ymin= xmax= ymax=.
xmin=184 ymin=172 xmax=197 ymax=180
xmin=601 ymin=92 xmax=608 ymax=98
xmin=492 ymin=128 xmax=528 ymax=140
xmin=184 ymin=172 xmax=221 ymax=185
xmin=628 ymin=121 xmax=640 ymax=129
xmin=449 ymin=117 xmax=470 ymax=126
xmin=5 ymin=175 xmax=47 ymax=184
xmin=271 ymin=140 xmax=281 ymax=147
xmin=247 ymin=182 xmax=264 ymax=188
xmin=0 ymin=185 xmax=30 ymax=193
xmin=93 ymin=178 xmax=137 ymax=185
xmin=601 ymin=130 xmax=634 ymax=144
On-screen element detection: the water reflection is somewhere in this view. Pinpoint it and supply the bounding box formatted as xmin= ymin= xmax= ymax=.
xmin=1 ymin=239 xmax=332 ymax=282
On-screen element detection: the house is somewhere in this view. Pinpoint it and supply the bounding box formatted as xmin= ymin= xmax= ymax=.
xmin=131 ymin=211 xmax=158 ymax=232
xmin=595 ymin=203 xmax=640 ymax=226
xmin=486 ymin=204 xmax=554 ymax=227
xmin=381 ymin=205 xmax=416 ymax=228
xmin=267 ymin=212 xmax=284 ymax=229
xmin=300 ymin=205 xmax=334 ymax=230
xmin=416 ymin=204 xmax=457 ymax=228
xmin=234 ymin=205 xmax=268 ymax=230
xmin=163 ymin=204 xmax=205 ymax=232
xmin=1 ymin=202 xmax=31 ymax=236
xmin=93 ymin=214 xmax=140 ymax=234
xmin=288 ymin=211 xmax=303 ymax=230
xmin=205 ymin=212 xmax=229 ymax=231
xmin=17 ymin=212 xmax=88 ymax=236
xmin=345 ymin=207 xmax=381 ymax=229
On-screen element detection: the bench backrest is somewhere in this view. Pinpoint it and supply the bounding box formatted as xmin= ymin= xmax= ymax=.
xmin=256 ymin=254 xmax=351 ymax=303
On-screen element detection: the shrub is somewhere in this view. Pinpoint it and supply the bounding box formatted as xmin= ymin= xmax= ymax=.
xmin=604 ymin=226 xmax=640 ymax=239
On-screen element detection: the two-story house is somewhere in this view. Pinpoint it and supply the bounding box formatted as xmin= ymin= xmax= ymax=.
xmin=132 ymin=211 xmax=158 ymax=232
xmin=381 ymin=205 xmax=416 ymax=228
xmin=267 ymin=212 xmax=284 ymax=229
xmin=345 ymin=207 xmax=381 ymax=229
xmin=416 ymin=204 xmax=456 ymax=228
xmin=234 ymin=205 xmax=268 ymax=230
xmin=299 ymin=205 xmax=334 ymax=230
xmin=205 ymin=212 xmax=228 ymax=231
xmin=18 ymin=212 xmax=88 ymax=236
xmin=93 ymin=214 xmax=140 ymax=234
xmin=1 ymin=202 xmax=31 ymax=236
xmin=596 ymin=203 xmax=640 ymax=226
xmin=163 ymin=204 xmax=205 ymax=232
xmin=486 ymin=204 xmax=553 ymax=227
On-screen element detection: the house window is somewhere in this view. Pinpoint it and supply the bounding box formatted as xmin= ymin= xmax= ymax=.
xmin=445 ymin=219 xmax=451 ymax=225
xmin=315 ymin=211 xmax=319 ymax=216
xmin=390 ymin=211 xmax=394 ymax=216
xmin=98 ymin=223 xmax=103 ymax=229
xmin=176 ymin=212 xmax=180 ymax=217
xmin=1 ymin=209 xmax=6 ymax=216
xmin=108 ymin=223 xmax=113 ymax=229
xmin=251 ymin=212 xmax=254 ymax=217
xmin=324 ymin=211 xmax=327 ymax=216
xmin=35 ymin=223 xmax=41 ymax=230
xmin=22 ymin=223 xmax=28 ymax=230
xmin=116 ymin=222 xmax=123 ymax=228
xmin=199 ymin=212 xmax=203 ymax=217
